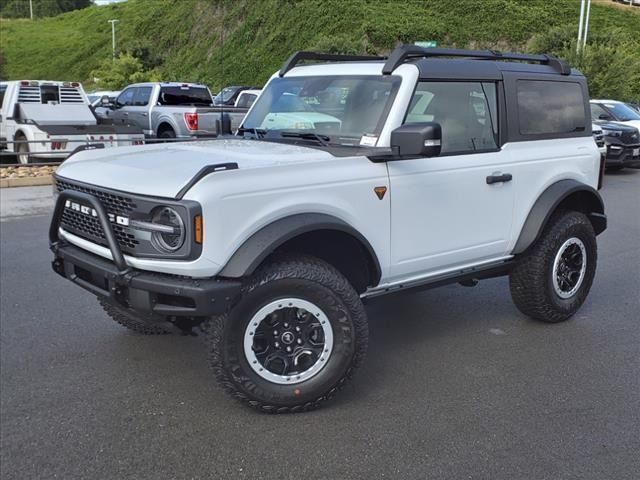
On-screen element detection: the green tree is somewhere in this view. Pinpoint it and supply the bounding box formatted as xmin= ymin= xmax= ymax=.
xmin=529 ymin=26 xmax=640 ymax=102
xmin=0 ymin=0 xmax=92 ymax=19
xmin=0 ymin=50 xmax=6 ymax=80
xmin=90 ymin=53 xmax=160 ymax=90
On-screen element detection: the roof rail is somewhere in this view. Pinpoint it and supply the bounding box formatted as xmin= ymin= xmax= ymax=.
xmin=382 ymin=45 xmax=571 ymax=76
xmin=279 ymin=51 xmax=386 ymax=77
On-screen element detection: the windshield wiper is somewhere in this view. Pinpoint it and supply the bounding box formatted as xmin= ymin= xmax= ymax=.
xmin=237 ymin=127 xmax=267 ymax=138
xmin=280 ymin=131 xmax=331 ymax=146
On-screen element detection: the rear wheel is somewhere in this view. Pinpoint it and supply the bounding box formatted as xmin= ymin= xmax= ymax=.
xmin=208 ymin=254 xmax=368 ymax=413
xmin=509 ymin=210 xmax=597 ymax=323
xmin=16 ymin=135 xmax=30 ymax=164
xmin=158 ymin=127 xmax=176 ymax=140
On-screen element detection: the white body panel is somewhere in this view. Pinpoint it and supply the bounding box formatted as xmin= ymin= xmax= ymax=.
xmin=386 ymin=150 xmax=515 ymax=282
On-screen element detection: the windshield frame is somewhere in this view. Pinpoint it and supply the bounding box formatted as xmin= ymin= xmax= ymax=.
xmin=240 ymin=74 xmax=402 ymax=147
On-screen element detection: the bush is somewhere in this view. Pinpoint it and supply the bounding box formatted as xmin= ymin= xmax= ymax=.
xmin=529 ymin=26 xmax=640 ymax=102
xmin=89 ymin=53 xmax=159 ymax=90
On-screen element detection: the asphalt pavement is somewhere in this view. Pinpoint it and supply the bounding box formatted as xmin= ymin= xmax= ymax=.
xmin=1 ymin=171 xmax=639 ymax=480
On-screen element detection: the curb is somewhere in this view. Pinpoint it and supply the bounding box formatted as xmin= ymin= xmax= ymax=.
xmin=0 ymin=175 xmax=53 ymax=188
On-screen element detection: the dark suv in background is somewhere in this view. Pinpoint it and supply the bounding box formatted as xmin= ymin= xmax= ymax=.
xmin=596 ymin=121 xmax=640 ymax=169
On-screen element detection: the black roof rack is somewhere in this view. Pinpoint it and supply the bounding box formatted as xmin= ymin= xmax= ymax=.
xmin=279 ymin=51 xmax=386 ymax=77
xmin=382 ymin=45 xmax=571 ymax=75
xmin=277 ymin=45 xmax=571 ymax=78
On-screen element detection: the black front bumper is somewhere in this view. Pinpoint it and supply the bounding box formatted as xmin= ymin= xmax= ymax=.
xmin=50 ymin=190 xmax=241 ymax=318
xmin=605 ymin=144 xmax=640 ymax=168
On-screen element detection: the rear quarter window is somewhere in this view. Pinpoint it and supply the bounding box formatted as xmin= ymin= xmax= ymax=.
xmin=517 ymin=80 xmax=586 ymax=135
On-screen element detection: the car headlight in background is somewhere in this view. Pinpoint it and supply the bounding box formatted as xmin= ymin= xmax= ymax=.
xmin=602 ymin=129 xmax=622 ymax=137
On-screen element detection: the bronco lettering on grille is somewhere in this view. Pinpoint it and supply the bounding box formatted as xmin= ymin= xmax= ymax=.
xmin=64 ymin=200 xmax=130 ymax=226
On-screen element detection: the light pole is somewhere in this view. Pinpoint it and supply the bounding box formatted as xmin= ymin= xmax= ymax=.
xmin=577 ymin=0 xmax=585 ymax=53
xmin=29 ymin=0 xmax=33 ymax=19
xmin=108 ymin=19 xmax=119 ymax=60
xmin=576 ymin=0 xmax=592 ymax=54
xmin=582 ymin=0 xmax=592 ymax=50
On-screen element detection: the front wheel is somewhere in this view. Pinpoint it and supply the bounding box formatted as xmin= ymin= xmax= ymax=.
xmin=509 ymin=210 xmax=597 ymax=323
xmin=208 ymin=254 xmax=368 ymax=413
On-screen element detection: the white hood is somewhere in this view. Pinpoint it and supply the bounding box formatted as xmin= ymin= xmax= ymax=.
xmin=56 ymin=138 xmax=334 ymax=198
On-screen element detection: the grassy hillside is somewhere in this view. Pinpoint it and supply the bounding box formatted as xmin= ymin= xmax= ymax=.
xmin=1 ymin=0 xmax=639 ymax=98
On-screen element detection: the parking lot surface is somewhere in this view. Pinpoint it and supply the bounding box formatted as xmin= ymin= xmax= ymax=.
xmin=1 ymin=171 xmax=639 ymax=480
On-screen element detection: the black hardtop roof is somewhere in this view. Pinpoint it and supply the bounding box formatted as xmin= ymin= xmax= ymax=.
xmin=410 ymin=57 xmax=583 ymax=80
xmin=280 ymin=44 xmax=581 ymax=79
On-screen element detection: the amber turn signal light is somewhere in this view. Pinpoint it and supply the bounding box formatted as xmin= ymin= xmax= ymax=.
xmin=194 ymin=215 xmax=203 ymax=244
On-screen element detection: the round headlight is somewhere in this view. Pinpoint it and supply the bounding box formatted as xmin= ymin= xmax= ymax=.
xmin=150 ymin=206 xmax=185 ymax=253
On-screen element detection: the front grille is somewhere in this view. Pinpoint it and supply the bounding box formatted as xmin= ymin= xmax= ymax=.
xmin=621 ymin=131 xmax=640 ymax=145
xmin=56 ymin=179 xmax=140 ymax=253
xmin=56 ymin=179 xmax=137 ymax=216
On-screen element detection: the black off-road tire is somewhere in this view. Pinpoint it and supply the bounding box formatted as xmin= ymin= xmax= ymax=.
xmin=509 ymin=210 xmax=597 ymax=323
xmin=208 ymin=254 xmax=369 ymax=413
xmin=99 ymin=299 xmax=172 ymax=335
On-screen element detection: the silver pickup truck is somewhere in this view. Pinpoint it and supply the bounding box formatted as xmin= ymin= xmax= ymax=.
xmin=101 ymin=82 xmax=249 ymax=139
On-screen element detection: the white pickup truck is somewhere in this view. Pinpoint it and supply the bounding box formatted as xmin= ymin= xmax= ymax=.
xmin=0 ymin=81 xmax=145 ymax=164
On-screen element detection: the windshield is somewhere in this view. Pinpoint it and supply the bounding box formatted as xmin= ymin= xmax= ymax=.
xmin=241 ymin=75 xmax=401 ymax=146
xmin=214 ymin=86 xmax=240 ymax=105
xmin=604 ymin=102 xmax=640 ymax=121
xmin=158 ymin=86 xmax=212 ymax=106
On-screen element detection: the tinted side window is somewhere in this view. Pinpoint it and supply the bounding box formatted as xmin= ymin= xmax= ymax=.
xmin=132 ymin=86 xmax=152 ymax=106
xmin=116 ymin=88 xmax=135 ymax=108
xmin=0 ymin=85 xmax=6 ymax=109
xmin=517 ymin=81 xmax=585 ymax=135
xmin=236 ymin=93 xmax=257 ymax=109
xmin=590 ymin=103 xmax=610 ymax=121
xmin=404 ymin=81 xmax=498 ymax=154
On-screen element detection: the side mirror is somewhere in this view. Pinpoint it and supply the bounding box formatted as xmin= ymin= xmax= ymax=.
xmin=100 ymin=95 xmax=112 ymax=107
xmin=390 ymin=122 xmax=442 ymax=158
xmin=598 ymin=113 xmax=613 ymax=121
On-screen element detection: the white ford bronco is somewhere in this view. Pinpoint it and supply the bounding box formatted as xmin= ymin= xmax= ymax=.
xmin=50 ymin=46 xmax=607 ymax=413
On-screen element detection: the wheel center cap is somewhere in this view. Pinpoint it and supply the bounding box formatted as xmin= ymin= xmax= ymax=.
xmin=281 ymin=331 xmax=295 ymax=345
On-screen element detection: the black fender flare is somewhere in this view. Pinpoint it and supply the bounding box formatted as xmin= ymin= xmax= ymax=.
xmin=218 ymin=213 xmax=382 ymax=282
xmin=512 ymin=179 xmax=606 ymax=254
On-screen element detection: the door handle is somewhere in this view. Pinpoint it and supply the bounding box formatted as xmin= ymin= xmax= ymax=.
xmin=486 ymin=173 xmax=512 ymax=184
xmin=123 ymin=112 xmax=129 ymax=116
xmin=142 ymin=112 xmax=148 ymax=117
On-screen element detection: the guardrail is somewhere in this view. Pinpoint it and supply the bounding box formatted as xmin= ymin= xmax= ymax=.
xmin=0 ymin=137 xmax=217 ymax=165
